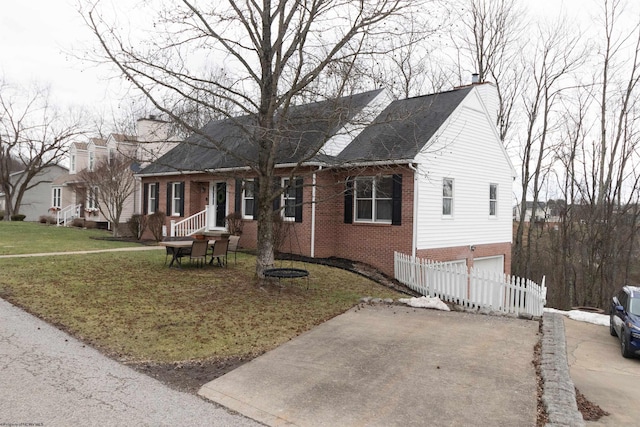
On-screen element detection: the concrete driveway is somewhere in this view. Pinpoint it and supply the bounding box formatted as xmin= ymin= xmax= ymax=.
xmin=564 ymin=318 xmax=640 ymax=426
xmin=199 ymin=304 xmax=539 ymax=427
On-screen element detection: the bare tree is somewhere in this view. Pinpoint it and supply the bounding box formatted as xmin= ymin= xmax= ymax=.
xmin=80 ymin=0 xmax=430 ymax=277
xmin=78 ymin=154 xmax=136 ymax=236
xmin=0 ymin=79 xmax=85 ymax=220
xmin=511 ymin=20 xmax=586 ymax=279
xmin=453 ymin=0 xmax=525 ymax=143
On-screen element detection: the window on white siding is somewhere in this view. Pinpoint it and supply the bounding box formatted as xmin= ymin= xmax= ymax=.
xmin=489 ymin=183 xmax=498 ymax=217
xmin=355 ymin=176 xmax=392 ymax=223
xmin=242 ymin=180 xmax=255 ymax=219
xmin=86 ymin=186 xmax=99 ymax=210
xmin=52 ymin=187 xmax=61 ymax=208
xmin=89 ymin=151 xmax=95 ymax=171
xmin=171 ymin=182 xmax=182 ymax=216
xmin=148 ymin=183 xmax=157 ymax=214
xmin=282 ymin=178 xmax=296 ymax=221
xmin=443 ymin=178 xmax=454 ymax=216
xmin=70 ymin=154 xmax=76 ymax=173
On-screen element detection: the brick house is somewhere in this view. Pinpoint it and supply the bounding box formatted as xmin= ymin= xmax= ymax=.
xmin=138 ymin=83 xmax=514 ymax=277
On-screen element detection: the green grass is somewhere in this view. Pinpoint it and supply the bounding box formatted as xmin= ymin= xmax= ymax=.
xmin=0 ymin=221 xmax=143 ymax=255
xmin=0 ymin=223 xmax=404 ymax=363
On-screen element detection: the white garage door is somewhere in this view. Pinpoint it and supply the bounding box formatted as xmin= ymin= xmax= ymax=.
xmin=473 ymin=256 xmax=504 ymax=274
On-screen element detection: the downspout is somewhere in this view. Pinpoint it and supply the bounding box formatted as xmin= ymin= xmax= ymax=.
xmin=311 ymin=167 xmax=321 ymax=258
xmin=408 ymin=163 xmax=419 ymax=258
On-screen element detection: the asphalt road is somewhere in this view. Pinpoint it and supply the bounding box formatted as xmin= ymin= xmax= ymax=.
xmin=564 ymin=317 xmax=640 ymax=426
xmin=0 ymin=298 xmax=260 ymax=427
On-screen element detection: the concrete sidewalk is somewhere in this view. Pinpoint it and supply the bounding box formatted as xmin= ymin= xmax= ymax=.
xmin=200 ymin=304 xmax=539 ymax=427
xmin=0 ymin=245 xmax=163 ymax=258
xmin=0 ymin=298 xmax=259 ymax=427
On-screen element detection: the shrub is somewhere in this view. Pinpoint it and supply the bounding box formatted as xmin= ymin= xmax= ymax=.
xmin=10 ymin=214 xmax=26 ymax=221
xmin=0 ymin=211 xmax=4 ymax=220
xmin=147 ymin=211 xmax=166 ymax=242
xmin=225 ymin=211 xmax=244 ymax=236
xmin=71 ymin=218 xmax=85 ymax=228
xmin=127 ymin=214 xmax=147 ymax=240
xmin=84 ymin=221 xmax=97 ymax=229
xmin=39 ymin=215 xmax=56 ymax=224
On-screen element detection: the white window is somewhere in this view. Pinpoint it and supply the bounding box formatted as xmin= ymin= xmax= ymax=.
xmin=171 ymin=182 xmax=182 ymax=216
xmin=242 ymin=180 xmax=255 ymax=219
xmin=443 ymin=178 xmax=454 ymax=216
xmin=282 ymin=178 xmax=296 ymax=221
xmin=70 ymin=154 xmax=76 ymax=173
xmin=489 ymin=184 xmax=498 ymax=217
xmin=89 ymin=150 xmax=95 ymax=171
xmin=148 ymin=183 xmax=157 ymax=214
xmin=355 ymin=176 xmax=392 ymax=223
xmin=52 ymin=187 xmax=62 ymax=208
xmin=86 ymin=186 xmax=99 ymax=210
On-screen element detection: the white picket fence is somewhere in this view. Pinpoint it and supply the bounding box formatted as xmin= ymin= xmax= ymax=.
xmin=394 ymin=252 xmax=547 ymax=317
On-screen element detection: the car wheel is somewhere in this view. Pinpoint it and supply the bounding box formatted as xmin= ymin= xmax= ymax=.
xmin=621 ymin=332 xmax=633 ymax=358
xmin=610 ymin=315 xmax=618 ymax=337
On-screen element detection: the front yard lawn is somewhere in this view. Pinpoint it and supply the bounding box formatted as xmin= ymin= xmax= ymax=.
xmin=0 ymin=250 xmax=404 ymax=363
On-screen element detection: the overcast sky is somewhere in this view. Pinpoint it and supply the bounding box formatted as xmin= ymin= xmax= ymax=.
xmin=0 ymin=0 xmax=615 ymax=113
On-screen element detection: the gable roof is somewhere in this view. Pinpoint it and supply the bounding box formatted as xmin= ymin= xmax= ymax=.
xmin=336 ymin=86 xmax=473 ymax=163
xmin=140 ymin=90 xmax=383 ymax=175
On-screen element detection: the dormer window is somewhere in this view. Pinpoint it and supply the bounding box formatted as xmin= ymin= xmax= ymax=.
xmin=70 ymin=153 xmax=76 ymax=174
xmin=89 ymin=151 xmax=95 ymax=171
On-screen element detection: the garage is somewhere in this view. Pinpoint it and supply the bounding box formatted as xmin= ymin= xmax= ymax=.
xmin=473 ymin=255 xmax=504 ymax=274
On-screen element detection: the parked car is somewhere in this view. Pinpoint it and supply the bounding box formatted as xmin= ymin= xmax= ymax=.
xmin=610 ymin=285 xmax=640 ymax=358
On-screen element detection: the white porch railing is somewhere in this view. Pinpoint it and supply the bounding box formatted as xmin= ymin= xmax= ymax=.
xmin=394 ymin=252 xmax=547 ymax=317
xmin=56 ymin=204 xmax=81 ymax=227
xmin=170 ymin=208 xmax=207 ymax=237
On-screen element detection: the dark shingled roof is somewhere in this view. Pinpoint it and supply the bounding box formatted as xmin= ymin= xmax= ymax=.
xmin=337 ymin=86 xmax=472 ymax=162
xmin=140 ymin=89 xmax=383 ymax=175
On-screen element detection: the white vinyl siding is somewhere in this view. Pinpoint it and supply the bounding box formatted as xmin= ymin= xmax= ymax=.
xmin=414 ymin=90 xmax=513 ymax=250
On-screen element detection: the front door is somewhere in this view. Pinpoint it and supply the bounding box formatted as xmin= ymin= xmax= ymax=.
xmin=210 ymin=182 xmax=227 ymax=229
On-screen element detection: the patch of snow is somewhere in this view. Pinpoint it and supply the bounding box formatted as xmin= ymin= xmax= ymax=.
xmin=398 ymin=296 xmax=450 ymax=311
xmin=544 ymin=308 xmax=609 ymax=327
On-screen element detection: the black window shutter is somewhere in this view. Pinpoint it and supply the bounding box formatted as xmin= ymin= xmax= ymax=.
xmin=143 ymin=183 xmax=149 ymax=214
xmin=392 ymin=174 xmax=402 ymax=226
xmin=154 ymin=182 xmax=160 ymax=212
xmin=272 ymin=177 xmax=281 ymax=212
xmin=178 ymin=181 xmax=185 ymax=216
xmin=166 ymin=183 xmax=172 ymax=215
xmin=253 ymin=178 xmax=259 ymax=219
xmin=295 ymin=177 xmax=303 ymax=223
xmin=235 ymin=179 xmax=242 ymax=213
xmin=344 ymin=177 xmax=353 ymax=224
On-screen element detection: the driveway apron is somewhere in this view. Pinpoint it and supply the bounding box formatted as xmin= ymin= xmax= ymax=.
xmin=0 ymin=298 xmax=259 ymax=427
xmin=199 ymin=304 xmax=539 ymax=427
xmin=564 ymin=317 xmax=640 ymax=426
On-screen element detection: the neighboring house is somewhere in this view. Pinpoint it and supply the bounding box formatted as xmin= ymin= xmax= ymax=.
xmin=138 ymin=83 xmax=515 ymax=277
xmin=52 ymin=116 xmax=175 ymax=228
xmin=0 ymin=164 xmax=68 ymax=221
xmin=513 ymin=201 xmax=548 ymax=222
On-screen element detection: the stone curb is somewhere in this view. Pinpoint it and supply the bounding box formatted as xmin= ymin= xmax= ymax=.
xmin=541 ymin=313 xmax=585 ymax=427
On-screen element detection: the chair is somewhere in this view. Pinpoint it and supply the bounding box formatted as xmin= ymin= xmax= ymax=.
xmin=189 ymin=240 xmax=209 ymax=268
xmin=209 ymin=238 xmax=229 ymax=267
xmin=228 ymin=235 xmax=240 ymax=264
